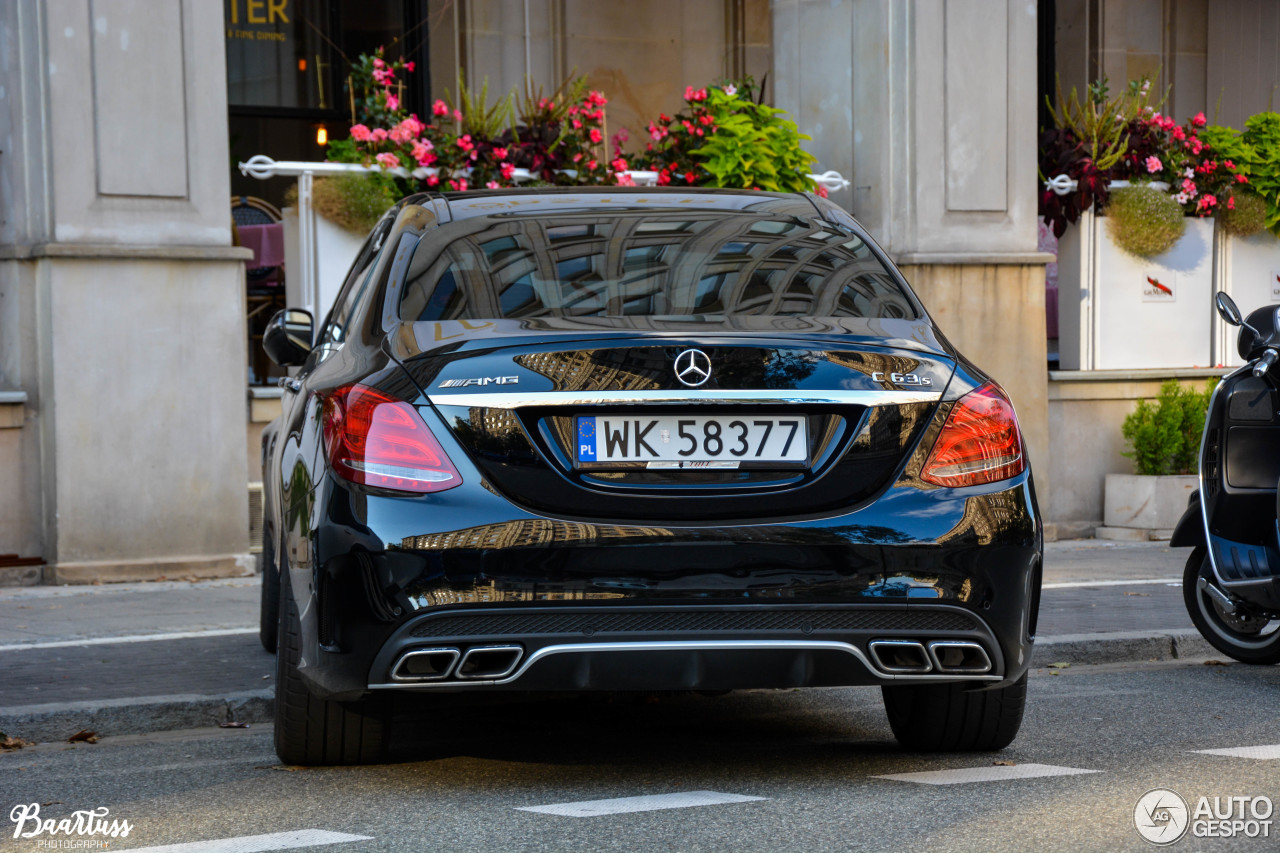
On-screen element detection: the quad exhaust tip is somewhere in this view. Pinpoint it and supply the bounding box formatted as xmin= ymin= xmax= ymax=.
xmin=867 ymin=640 xmax=993 ymax=675
xmin=391 ymin=645 xmax=525 ymax=683
xmin=456 ymin=645 xmax=523 ymax=680
xmin=391 ymin=647 xmax=460 ymax=682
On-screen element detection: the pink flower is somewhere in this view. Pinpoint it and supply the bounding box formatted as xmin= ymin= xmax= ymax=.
xmin=411 ymin=141 xmax=436 ymax=166
xmin=684 ymin=86 xmax=696 ymax=100
xmin=723 ymin=84 xmax=737 ymax=96
xmin=404 ymin=61 xmax=416 ymax=73
xmin=649 ymin=124 xmax=662 ymax=141
xmin=1225 ymin=160 xmax=1236 ymax=170
xmin=456 ymin=134 xmax=474 ymax=152
xmin=571 ymin=118 xmax=583 ymax=130
xmin=572 ymin=153 xmax=582 ymax=163
xmin=370 ymin=128 xmax=388 ymax=142
xmin=1181 ymin=178 xmax=1198 ymax=195
xmin=491 ymin=146 xmax=509 ymax=161
xmin=432 ymin=100 xmax=450 ymax=118
xmin=1236 ymin=173 xmax=1249 ymax=183
xmin=1175 ymin=191 xmax=1189 ymax=205
xmin=372 ymin=57 xmax=385 ymax=69
xmin=1197 ymin=194 xmax=1217 ymax=213
xmin=385 ymin=94 xmax=400 ymax=112
xmin=389 ymin=123 xmax=414 ymax=144
xmin=1228 ymin=196 xmax=1236 ymax=210
xmin=486 ymin=181 xmax=500 ymax=189
xmin=349 ymin=124 xmax=372 ymax=142
xmin=615 ymin=172 xmax=635 ymax=186
xmin=684 ymin=171 xmax=696 ymax=183
xmin=1144 ymin=155 xmax=1162 ymax=173
xmin=589 ymin=128 xmax=603 ymax=144
xmin=587 ymin=159 xmax=598 ymax=170
xmin=426 ymin=173 xmax=439 ymax=187
xmin=815 ymin=184 xmax=829 ymax=199
xmin=453 ymin=109 xmax=463 ymax=122
xmin=375 ymin=152 xmax=400 ymax=170
xmin=500 ymin=162 xmax=516 ymax=180
xmin=449 ymin=178 xmax=468 ymax=191
xmin=1171 ymin=125 xmax=1186 ymax=141
xmin=1192 ymin=112 xmax=1207 ymax=127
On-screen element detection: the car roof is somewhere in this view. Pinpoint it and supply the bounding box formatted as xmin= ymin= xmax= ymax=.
xmin=403 ymin=186 xmax=824 ymax=223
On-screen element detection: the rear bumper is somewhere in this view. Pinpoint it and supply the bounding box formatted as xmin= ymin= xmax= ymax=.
xmin=292 ymin=474 xmax=1042 ymax=700
xmin=367 ymin=603 xmax=1006 ymax=692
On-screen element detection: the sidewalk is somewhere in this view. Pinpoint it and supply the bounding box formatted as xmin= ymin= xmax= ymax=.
xmin=0 ymin=540 xmax=1210 ymax=741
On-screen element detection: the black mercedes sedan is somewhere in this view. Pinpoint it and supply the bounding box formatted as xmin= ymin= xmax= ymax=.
xmin=258 ymin=187 xmax=1042 ymax=765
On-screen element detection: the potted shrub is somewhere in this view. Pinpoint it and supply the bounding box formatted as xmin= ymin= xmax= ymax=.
xmin=1102 ymin=379 xmax=1214 ymax=538
xmin=1046 ymin=79 xmax=1234 ymax=370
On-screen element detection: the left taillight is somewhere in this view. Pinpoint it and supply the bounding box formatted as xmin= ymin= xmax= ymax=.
xmin=920 ymin=382 xmax=1026 ymax=488
xmin=321 ymin=383 xmax=462 ymax=494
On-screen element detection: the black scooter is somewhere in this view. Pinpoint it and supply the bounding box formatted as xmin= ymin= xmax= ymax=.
xmin=1171 ymin=292 xmax=1280 ymax=663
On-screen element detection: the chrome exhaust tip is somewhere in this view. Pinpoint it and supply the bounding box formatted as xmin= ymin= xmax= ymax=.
xmin=456 ymin=645 xmax=523 ymax=680
xmin=390 ymin=647 xmax=461 ymax=682
xmin=927 ymin=641 xmax=993 ymax=674
xmin=868 ymin=640 xmax=932 ymax=674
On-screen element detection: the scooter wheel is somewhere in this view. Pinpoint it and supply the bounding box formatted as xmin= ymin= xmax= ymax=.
xmin=1184 ymin=547 xmax=1280 ymax=665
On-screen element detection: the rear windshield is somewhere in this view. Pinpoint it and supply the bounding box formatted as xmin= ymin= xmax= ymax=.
xmin=397 ymin=210 xmax=916 ymax=321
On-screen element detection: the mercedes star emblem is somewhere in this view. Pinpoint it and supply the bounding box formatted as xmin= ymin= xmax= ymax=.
xmin=674 ymin=348 xmax=712 ymax=387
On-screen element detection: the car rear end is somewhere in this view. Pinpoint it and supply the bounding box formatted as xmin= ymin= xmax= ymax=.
xmin=276 ymin=189 xmax=1041 ymax=762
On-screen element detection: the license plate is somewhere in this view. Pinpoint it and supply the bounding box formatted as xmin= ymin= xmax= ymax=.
xmin=575 ymin=415 xmax=808 ymax=468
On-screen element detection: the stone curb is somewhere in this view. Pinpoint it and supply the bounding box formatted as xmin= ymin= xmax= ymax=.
xmin=0 ymin=689 xmax=273 ymax=744
xmin=1032 ymin=629 xmax=1215 ymax=666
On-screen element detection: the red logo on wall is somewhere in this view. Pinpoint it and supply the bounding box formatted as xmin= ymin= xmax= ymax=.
xmin=1143 ymin=274 xmax=1176 ymax=302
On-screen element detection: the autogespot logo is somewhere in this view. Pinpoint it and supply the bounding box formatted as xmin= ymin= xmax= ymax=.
xmin=1135 ymin=789 xmax=1190 ymax=845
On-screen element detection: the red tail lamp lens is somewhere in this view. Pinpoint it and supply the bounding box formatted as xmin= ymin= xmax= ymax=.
xmin=921 ymin=383 xmax=1025 ymax=488
xmin=322 ymin=384 xmax=461 ymax=494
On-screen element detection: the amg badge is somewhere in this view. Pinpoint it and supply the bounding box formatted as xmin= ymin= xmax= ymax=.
xmin=437 ymin=376 xmax=519 ymax=388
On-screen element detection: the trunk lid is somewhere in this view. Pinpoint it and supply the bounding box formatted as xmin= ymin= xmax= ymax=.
xmin=390 ymin=316 xmax=955 ymax=522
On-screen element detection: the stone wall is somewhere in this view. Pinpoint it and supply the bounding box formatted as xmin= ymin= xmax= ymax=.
xmin=0 ymin=0 xmax=252 ymax=583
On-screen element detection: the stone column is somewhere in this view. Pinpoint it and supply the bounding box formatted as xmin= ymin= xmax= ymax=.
xmin=772 ymin=0 xmax=1053 ymax=506
xmin=0 ymin=0 xmax=252 ymax=583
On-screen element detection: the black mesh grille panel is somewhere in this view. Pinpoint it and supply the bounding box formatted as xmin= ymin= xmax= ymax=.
xmin=408 ymin=608 xmax=978 ymax=638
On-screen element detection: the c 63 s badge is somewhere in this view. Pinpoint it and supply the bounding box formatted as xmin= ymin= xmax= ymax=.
xmin=872 ymin=371 xmax=932 ymax=387
xmin=437 ymin=376 xmax=519 ymax=388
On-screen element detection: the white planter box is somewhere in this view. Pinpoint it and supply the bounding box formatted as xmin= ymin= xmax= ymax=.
xmin=282 ymin=206 xmax=365 ymax=323
xmin=1103 ymin=473 xmax=1198 ymax=531
xmin=1216 ymin=229 xmax=1280 ymax=368
xmin=1057 ymin=209 xmax=1215 ymax=370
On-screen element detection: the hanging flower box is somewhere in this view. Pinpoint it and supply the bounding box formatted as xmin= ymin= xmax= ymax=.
xmin=1056 ymin=207 xmax=1215 ymax=370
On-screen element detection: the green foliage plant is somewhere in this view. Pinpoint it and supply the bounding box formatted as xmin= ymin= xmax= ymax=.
xmin=641 ymin=80 xmax=819 ymax=194
xmin=1220 ymin=188 xmax=1268 ymax=237
xmin=1105 ymin=185 xmax=1186 ymax=257
xmin=1240 ymin=112 xmax=1280 ymax=236
xmin=447 ymin=75 xmax=515 ymax=140
xmin=310 ymin=173 xmax=398 ymax=235
xmin=1122 ymin=379 xmax=1215 ymax=475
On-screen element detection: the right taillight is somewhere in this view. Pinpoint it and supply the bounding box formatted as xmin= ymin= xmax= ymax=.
xmin=920 ymin=382 xmax=1025 ymax=488
xmin=322 ymin=383 xmax=462 ymax=494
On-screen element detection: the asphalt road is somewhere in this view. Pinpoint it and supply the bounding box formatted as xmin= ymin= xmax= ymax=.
xmin=5 ymin=658 xmax=1279 ymax=853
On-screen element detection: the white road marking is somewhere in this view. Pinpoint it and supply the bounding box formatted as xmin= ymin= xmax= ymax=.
xmin=874 ymin=763 xmax=1102 ymax=785
xmin=1041 ymin=578 xmax=1180 ymax=590
xmin=1194 ymin=744 xmax=1280 ymax=760
xmin=118 ymin=829 xmax=372 ymax=853
xmin=517 ymin=790 xmax=767 ymax=817
xmin=0 ymin=627 xmax=256 ymax=652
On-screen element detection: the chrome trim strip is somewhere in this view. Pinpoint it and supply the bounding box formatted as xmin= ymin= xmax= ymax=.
xmin=426 ymin=389 xmax=942 ymax=409
xmin=368 ymin=640 xmax=1002 ymax=689
xmin=868 ymin=640 xmax=933 ymax=674
xmin=1200 ymin=365 xmax=1248 ymax=588
xmin=926 ymin=641 xmax=993 ymax=674
xmin=389 ymin=647 xmax=460 ymax=683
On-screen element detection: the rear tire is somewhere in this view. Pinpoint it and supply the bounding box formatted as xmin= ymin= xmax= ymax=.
xmin=274 ymin=570 xmax=389 ymax=766
xmin=1183 ymin=547 xmax=1280 ymax=665
xmin=882 ymin=673 xmax=1027 ymax=752
xmin=258 ymin=532 xmax=279 ymax=653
